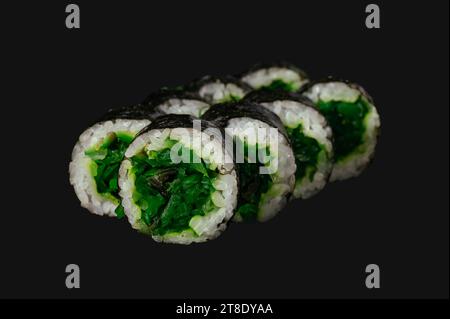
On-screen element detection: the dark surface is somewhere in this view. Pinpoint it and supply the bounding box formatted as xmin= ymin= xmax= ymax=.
xmin=1 ymin=1 xmax=448 ymax=299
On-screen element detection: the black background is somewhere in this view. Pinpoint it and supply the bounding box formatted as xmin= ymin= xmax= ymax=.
xmin=1 ymin=1 xmax=448 ymax=299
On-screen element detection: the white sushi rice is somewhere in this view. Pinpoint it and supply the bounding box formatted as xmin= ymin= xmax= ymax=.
xmin=241 ymin=67 xmax=308 ymax=91
xmin=226 ymin=118 xmax=296 ymax=222
xmin=303 ymin=82 xmax=381 ymax=181
xmin=261 ymin=100 xmax=333 ymax=199
xmin=118 ymin=127 xmax=238 ymax=244
xmin=69 ymin=119 xmax=151 ymax=217
xmin=198 ymin=81 xmax=247 ymax=104
xmin=156 ymin=98 xmax=210 ymax=117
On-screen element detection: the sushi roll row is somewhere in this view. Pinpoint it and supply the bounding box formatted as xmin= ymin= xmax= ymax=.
xmin=69 ymin=62 xmax=381 ymax=244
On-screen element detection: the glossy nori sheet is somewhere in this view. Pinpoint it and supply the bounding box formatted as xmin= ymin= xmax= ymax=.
xmin=201 ymin=101 xmax=289 ymax=140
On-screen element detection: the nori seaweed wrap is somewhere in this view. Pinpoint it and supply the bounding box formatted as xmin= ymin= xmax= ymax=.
xmin=202 ymin=102 xmax=296 ymax=222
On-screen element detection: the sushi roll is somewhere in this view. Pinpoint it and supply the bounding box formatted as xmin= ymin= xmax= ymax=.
xmin=301 ymin=79 xmax=381 ymax=181
xmin=118 ymin=115 xmax=238 ymax=244
xmin=69 ymin=105 xmax=157 ymax=217
xmin=202 ymin=102 xmax=296 ymax=222
xmin=245 ymin=90 xmax=333 ymax=199
xmin=143 ymin=87 xmax=210 ymax=117
xmin=187 ymin=75 xmax=252 ymax=104
xmin=241 ymin=62 xmax=309 ymax=92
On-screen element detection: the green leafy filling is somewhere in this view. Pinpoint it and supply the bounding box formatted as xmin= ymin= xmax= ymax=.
xmin=261 ymin=79 xmax=298 ymax=92
xmin=235 ymin=141 xmax=273 ymax=221
xmin=85 ymin=132 xmax=134 ymax=218
xmin=287 ymin=126 xmax=323 ymax=183
xmin=317 ymin=97 xmax=369 ymax=162
xmin=131 ymin=143 xmax=217 ymax=236
xmin=211 ymin=93 xmax=244 ymax=105
xmin=220 ymin=94 xmax=243 ymax=103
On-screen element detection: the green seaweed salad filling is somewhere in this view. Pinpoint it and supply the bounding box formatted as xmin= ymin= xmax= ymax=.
xmin=222 ymin=94 xmax=243 ymax=103
xmin=261 ymin=79 xmax=299 ymax=92
xmin=317 ymin=96 xmax=369 ymax=162
xmin=130 ymin=141 xmax=218 ymax=236
xmin=213 ymin=94 xmax=243 ymax=104
xmin=85 ymin=132 xmax=134 ymax=218
xmin=286 ymin=126 xmax=323 ymax=184
xmin=235 ymin=140 xmax=273 ymax=221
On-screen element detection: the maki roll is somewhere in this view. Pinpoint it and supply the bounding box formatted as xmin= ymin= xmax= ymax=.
xmin=240 ymin=62 xmax=309 ymax=92
xmin=143 ymin=87 xmax=210 ymax=117
xmin=69 ymin=105 xmax=156 ymax=217
xmin=118 ymin=115 xmax=238 ymax=244
xmin=245 ymin=90 xmax=333 ymax=199
xmin=187 ymin=75 xmax=252 ymax=104
xmin=202 ymin=102 xmax=296 ymax=222
xmin=301 ymin=79 xmax=380 ymax=181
